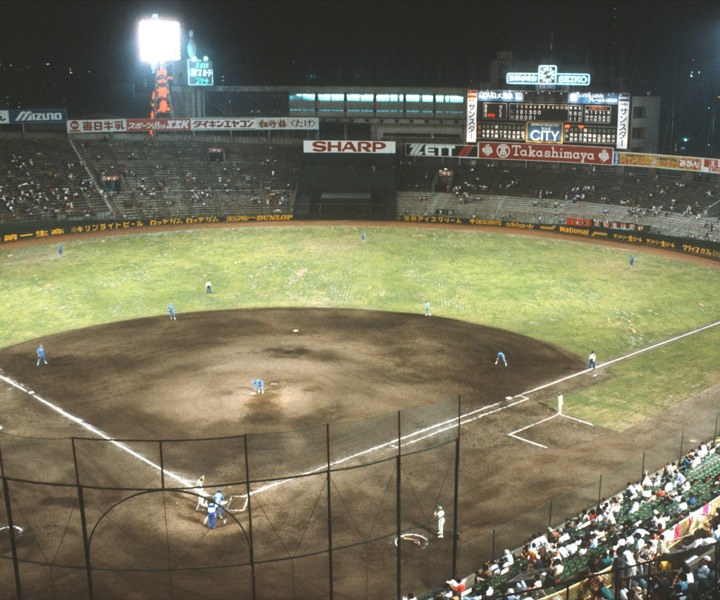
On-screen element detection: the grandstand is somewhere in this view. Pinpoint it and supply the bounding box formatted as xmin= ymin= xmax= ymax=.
xmin=1 ymin=136 xmax=718 ymax=247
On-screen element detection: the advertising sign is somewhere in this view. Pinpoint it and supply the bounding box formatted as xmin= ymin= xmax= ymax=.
xmin=7 ymin=108 xmax=67 ymax=124
xmin=127 ymin=118 xmax=192 ymax=131
xmin=526 ymin=122 xmax=564 ymax=144
xmin=466 ymin=90 xmax=477 ymax=143
xmin=190 ymin=118 xmax=318 ymax=131
xmin=405 ymin=143 xmax=478 ymax=158
xmin=478 ymin=142 xmax=613 ymax=164
xmin=616 ymin=93 xmax=631 ymax=150
xmin=67 ymin=119 xmax=127 ymax=133
xmin=68 ymin=117 xmax=319 ymax=133
xmin=303 ymin=140 xmax=396 ymax=154
xmin=187 ymin=58 xmax=214 ymax=86
xmin=613 ymin=152 xmax=702 ymax=172
xmin=702 ymin=158 xmax=720 ymax=173
xmin=506 ymin=65 xmax=591 ymax=87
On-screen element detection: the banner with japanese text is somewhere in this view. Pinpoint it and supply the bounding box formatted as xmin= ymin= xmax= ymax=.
xmin=67 ymin=117 xmax=319 ymax=133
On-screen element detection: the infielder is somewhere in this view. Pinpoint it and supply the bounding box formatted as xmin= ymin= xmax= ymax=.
xmin=588 ymin=351 xmax=596 ymax=370
xmin=252 ymin=379 xmax=265 ymax=394
xmin=495 ymin=351 xmax=507 ymax=367
xmin=36 ymin=344 xmax=48 ymax=366
xmin=425 ymin=301 xmax=431 ymax=317
xmin=557 ymin=393 xmax=564 ymax=415
xmin=168 ymin=303 xmax=176 ymax=320
xmin=434 ymin=504 xmax=446 ymax=539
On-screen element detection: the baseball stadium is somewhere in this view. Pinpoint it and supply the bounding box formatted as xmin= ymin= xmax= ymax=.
xmin=1 ymin=6 xmax=720 ymax=600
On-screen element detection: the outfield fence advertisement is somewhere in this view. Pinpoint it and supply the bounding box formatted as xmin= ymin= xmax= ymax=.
xmin=3 ymin=211 xmax=716 ymax=261
xmin=398 ymin=215 xmax=720 ymax=260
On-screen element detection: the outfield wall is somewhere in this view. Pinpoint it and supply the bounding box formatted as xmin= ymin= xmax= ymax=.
xmin=2 ymin=212 xmax=719 ymax=262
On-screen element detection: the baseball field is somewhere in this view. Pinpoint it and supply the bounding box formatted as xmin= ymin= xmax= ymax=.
xmin=0 ymin=221 xmax=719 ymax=599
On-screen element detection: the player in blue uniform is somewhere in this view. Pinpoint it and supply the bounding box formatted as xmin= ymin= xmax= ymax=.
xmin=168 ymin=303 xmax=176 ymax=320
xmin=57 ymin=244 xmax=63 ymax=257
xmin=425 ymin=301 xmax=431 ymax=317
xmin=206 ymin=500 xmax=217 ymax=529
xmin=495 ymin=351 xmax=507 ymax=367
xmin=213 ymin=488 xmax=225 ymax=520
xmin=36 ymin=344 xmax=48 ymax=366
xmin=630 ymin=255 xmax=635 ymax=268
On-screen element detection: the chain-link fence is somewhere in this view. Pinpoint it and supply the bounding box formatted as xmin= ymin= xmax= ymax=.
xmin=0 ymin=398 xmax=461 ymax=600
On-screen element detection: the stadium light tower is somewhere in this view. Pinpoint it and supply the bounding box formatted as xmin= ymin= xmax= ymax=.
xmin=138 ymin=14 xmax=181 ymax=119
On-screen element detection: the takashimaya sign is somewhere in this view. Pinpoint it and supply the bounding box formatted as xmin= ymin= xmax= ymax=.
xmin=506 ymin=64 xmax=591 ymax=87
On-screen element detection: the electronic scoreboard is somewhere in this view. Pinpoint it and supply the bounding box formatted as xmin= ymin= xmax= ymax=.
xmin=475 ymin=90 xmax=627 ymax=147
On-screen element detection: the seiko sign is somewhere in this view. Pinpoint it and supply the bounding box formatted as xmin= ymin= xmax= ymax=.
xmin=9 ymin=109 xmax=68 ymax=123
xmin=506 ymin=64 xmax=591 ymax=87
xmin=557 ymin=73 xmax=591 ymax=85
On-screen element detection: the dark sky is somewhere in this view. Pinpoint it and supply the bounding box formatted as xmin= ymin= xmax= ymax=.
xmin=0 ymin=1 xmax=719 ymax=119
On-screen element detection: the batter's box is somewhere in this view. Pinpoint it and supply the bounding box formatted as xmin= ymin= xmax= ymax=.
xmin=507 ymin=412 xmax=593 ymax=449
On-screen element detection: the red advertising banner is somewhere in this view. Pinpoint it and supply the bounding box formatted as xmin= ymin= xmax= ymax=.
xmin=478 ymin=142 xmax=613 ymax=164
xmin=702 ymin=158 xmax=720 ymax=174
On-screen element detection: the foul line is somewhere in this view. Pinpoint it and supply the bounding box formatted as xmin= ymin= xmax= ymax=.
xmin=0 ymin=371 xmax=193 ymax=488
xmin=2 ymin=319 xmax=718 ymax=504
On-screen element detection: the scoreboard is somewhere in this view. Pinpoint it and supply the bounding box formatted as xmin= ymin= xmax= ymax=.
xmin=474 ymin=90 xmax=629 ymax=148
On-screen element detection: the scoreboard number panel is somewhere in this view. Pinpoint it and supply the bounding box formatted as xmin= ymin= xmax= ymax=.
xmin=509 ymin=103 xmax=583 ymax=123
xmin=481 ymin=102 xmax=507 ymax=119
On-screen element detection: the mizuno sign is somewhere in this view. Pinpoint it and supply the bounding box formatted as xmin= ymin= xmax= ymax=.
xmin=9 ymin=109 xmax=68 ymax=123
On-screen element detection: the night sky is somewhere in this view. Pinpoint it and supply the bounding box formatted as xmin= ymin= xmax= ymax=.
xmin=0 ymin=1 xmax=719 ymax=150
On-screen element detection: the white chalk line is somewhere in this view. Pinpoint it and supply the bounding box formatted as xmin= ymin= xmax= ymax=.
xmin=2 ymin=318 xmax=718 ymax=505
xmin=503 ymin=320 xmax=720 ymax=447
xmin=0 ymin=372 xmax=193 ymax=489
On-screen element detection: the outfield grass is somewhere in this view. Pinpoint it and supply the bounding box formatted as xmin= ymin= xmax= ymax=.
xmin=1 ymin=224 xmax=719 ymax=430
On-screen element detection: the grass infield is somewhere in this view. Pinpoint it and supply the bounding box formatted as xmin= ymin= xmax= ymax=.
xmin=1 ymin=224 xmax=719 ymax=430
